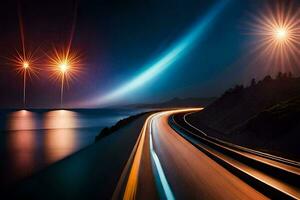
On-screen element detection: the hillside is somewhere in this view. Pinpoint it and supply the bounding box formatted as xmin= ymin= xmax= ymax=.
xmin=188 ymin=74 xmax=300 ymax=160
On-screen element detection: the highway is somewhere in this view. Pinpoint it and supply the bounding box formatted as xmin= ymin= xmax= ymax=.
xmin=113 ymin=108 xmax=300 ymax=200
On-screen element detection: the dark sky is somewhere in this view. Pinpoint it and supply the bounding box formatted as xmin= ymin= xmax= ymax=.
xmin=0 ymin=0 xmax=296 ymax=108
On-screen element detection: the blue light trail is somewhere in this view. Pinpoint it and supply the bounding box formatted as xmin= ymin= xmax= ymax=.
xmin=89 ymin=0 xmax=229 ymax=106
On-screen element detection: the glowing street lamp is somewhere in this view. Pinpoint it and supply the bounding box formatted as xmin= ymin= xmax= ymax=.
xmin=13 ymin=1 xmax=40 ymax=108
xmin=23 ymin=61 xmax=29 ymax=69
xmin=47 ymin=47 xmax=81 ymax=108
xmin=58 ymin=60 xmax=69 ymax=107
xmin=22 ymin=60 xmax=29 ymax=106
xmin=59 ymin=61 xmax=69 ymax=73
xmin=274 ymin=28 xmax=288 ymax=41
xmin=9 ymin=50 xmax=38 ymax=108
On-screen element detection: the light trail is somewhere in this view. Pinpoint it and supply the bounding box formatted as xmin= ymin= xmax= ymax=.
xmin=172 ymin=110 xmax=300 ymax=199
xmin=149 ymin=116 xmax=175 ymax=200
xmin=122 ymin=115 xmax=149 ymax=199
xmin=119 ymin=108 xmax=206 ymax=199
xmin=86 ymin=0 xmax=229 ymax=107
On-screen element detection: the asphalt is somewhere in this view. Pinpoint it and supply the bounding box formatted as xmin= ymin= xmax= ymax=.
xmin=172 ymin=109 xmax=300 ymax=199
xmin=152 ymin=111 xmax=266 ymax=199
xmin=119 ymin=110 xmax=268 ymax=200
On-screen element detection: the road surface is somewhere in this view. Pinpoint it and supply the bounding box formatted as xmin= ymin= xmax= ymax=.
xmin=8 ymin=108 xmax=300 ymax=199
xmin=114 ymin=108 xmax=300 ymax=200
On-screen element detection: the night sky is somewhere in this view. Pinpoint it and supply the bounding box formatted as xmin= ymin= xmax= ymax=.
xmin=0 ymin=0 xmax=296 ymax=108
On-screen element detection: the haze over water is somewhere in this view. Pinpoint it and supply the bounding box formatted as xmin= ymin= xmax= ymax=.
xmin=0 ymin=108 xmax=140 ymax=187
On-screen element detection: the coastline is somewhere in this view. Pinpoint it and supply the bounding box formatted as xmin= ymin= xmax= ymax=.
xmin=8 ymin=112 xmax=153 ymax=199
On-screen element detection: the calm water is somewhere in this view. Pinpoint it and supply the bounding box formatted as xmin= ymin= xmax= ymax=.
xmin=0 ymin=108 xmax=141 ymax=187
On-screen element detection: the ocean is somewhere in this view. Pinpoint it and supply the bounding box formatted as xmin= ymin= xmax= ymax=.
xmin=0 ymin=108 xmax=143 ymax=187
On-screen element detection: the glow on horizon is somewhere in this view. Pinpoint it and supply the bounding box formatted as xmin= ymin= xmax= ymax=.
xmin=88 ymin=0 xmax=229 ymax=106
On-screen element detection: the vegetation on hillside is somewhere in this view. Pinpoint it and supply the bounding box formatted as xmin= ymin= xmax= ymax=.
xmin=244 ymin=96 xmax=300 ymax=138
xmin=189 ymin=72 xmax=300 ymax=160
xmin=194 ymin=72 xmax=300 ymax=133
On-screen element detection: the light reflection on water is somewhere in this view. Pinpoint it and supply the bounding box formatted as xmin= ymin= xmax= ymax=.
xmin=44 ymin=110 xmax=79 ymax=129
xmin=1 ymin=109 xmax=133 ymax=187
xmin=43 ymin=110 xmax=78 ymax=163
xmin=6 ymin=110 xmax=38 ymax=181
xmin=7 ymin=130 xmax=37 ymax=180
xmin=7 ymin=110 xmax=38 ymax=130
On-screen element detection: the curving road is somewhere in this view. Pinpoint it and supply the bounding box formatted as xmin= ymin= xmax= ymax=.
xmin=113 ymin=108 xmax=300 ymax=199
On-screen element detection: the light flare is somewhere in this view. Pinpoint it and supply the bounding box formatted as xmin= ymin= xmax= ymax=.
xmin=248 ymin=2 xmax=300 ymax=74
xmin=59 ymin=61 xmax=69 ymax=73
xmin=275 ymin=27 xmax=288 ymax=40
xmin=8 ymin=49 xmax=39 ymax=107
xmin=47 ymin=47 xmax=81 ymax=81
xmin=9 ymin=50 xmax=39 ymax=75
xmin=23 ymin=61 xmax=29 ymax=69
xmin=47 ymin=47 xmax=81 ymax=107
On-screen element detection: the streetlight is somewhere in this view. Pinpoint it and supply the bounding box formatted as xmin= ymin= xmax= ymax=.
xmin=22 ymin=60 xmax=30 ymax=106
xmin=9 ymin=50 xmax=38 ymax=108
xmin=58 ymin=60 xmax=69 ymax=107
xmin=47 ymin=47 xmax=81 ymax=108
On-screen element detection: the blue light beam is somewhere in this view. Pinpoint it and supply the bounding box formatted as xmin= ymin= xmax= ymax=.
xmin=90 ymin=0 xmax=229 ymax=106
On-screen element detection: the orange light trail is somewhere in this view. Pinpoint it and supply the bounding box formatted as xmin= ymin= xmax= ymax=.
xmin=248 ymin=2 xmax=300 ymax=74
